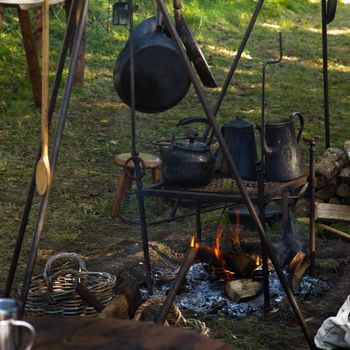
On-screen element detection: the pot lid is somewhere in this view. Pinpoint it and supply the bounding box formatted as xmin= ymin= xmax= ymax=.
xmin=173 ymin=138 xmax=209 ymax=152
xmin=224 ymin=116 xmax=253 ymax=129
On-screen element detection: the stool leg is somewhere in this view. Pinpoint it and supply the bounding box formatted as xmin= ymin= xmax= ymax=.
xmin=33 ymin=7 xmax=43 ymax=58
xmin=17 ymin=8 xmax=42 ymax=107
xmin=73 ymin=0 xmax=87 ymax=86
xmin=0 ymin=5 xmax=5 ymax=34
xmin=123 ymin=169 xmax=133 ymax=203
xmin=151 ymin=168 xmax=164 ymax=213
xmin=111 ymin=171 xmax=129 ymax=218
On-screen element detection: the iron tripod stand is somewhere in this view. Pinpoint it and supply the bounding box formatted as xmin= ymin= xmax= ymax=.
xmin=130 ymin=1 xmax=317 ymax=349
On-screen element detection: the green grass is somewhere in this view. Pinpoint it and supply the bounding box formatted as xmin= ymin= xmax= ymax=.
xmin=1 ymin=1 xmax=350 ymax=347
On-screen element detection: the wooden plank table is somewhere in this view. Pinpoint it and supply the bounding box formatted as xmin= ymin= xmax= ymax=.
xmin=25 ymin=317 xmax=234 ymax=350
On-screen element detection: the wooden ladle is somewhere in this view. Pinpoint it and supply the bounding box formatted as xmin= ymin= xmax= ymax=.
xmin=35 ymin=0 xmax=51 ymax=196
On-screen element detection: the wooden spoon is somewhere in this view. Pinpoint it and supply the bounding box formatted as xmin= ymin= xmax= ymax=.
xmin=35 ymin=0 xmax=51 ymax=196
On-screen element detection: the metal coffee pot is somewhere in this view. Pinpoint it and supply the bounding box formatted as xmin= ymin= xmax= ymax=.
xmin=220 ymin=116 xmax=258 ymax=180
xmin=262 ymin=112 xmax=304 ymax=182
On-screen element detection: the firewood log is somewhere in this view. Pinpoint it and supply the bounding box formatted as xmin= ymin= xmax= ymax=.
xmin=117 ymin=278 xmax=143 ymax=318
xmin=98 ymin=293 xmax=130 ymax=319
xmin=225 ymin=279 xmax=262 ymax=302
xmin=336 ymin=183 xmax=350 ymax=198
xmin=339 ymin=167 xmax=350 ymax=184
xmin=315 ymin=148 xmax=348 ymax=186
xmin=344 ymin=140 xmax=350 ymax=162
xmin=288 ymin=252 xmax=305 ymax=273
xmin=328 ymin=196 xmax=341 ymax=205
xmin=316 ymin=203 xmax=350 ymax=223
xmin=222 ymin=251 xmax=257 ymax=278
xmin=342 ymin=196 xmax=350 ymax=205
xmin=288 ymin=252 xmax=310 ymax=295
xmin=315 ymin=184 xmax=336 ymax=201
xmin=295 ymin=197 xmax=311 ymax=217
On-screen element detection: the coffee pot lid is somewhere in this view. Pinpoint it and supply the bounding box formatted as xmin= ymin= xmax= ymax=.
xmin=224 ymin=116 xmax=253 ymax=129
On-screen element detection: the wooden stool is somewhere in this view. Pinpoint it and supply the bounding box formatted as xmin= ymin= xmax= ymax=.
xmin=111 ymin=153 xmax=163 ymax=218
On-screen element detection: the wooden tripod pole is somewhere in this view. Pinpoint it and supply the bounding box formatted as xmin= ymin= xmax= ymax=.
xmin=35 ymin=0 xmax=51 ymax=196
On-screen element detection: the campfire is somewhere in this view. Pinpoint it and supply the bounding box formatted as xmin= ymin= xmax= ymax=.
xmin=145 ymin=215 xmax=328 ymax=318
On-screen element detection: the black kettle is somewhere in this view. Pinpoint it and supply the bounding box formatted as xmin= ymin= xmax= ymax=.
xmin=220 ymin=117 xmax=258 ymax=180
xmin=156 ymin=117 xmax=215 ymax=187
xmin=262 ymin=112 xmax=304 ymax=182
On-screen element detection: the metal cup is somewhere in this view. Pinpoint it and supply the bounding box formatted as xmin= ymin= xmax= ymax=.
xmin=0 ymin=320 xmax=35 ymax=350
xmin=0 ymin=298 xmax=35 ymax=350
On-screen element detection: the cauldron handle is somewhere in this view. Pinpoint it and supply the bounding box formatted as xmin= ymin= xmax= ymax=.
xmin=290 ymin=112 xmax=304 ymax=144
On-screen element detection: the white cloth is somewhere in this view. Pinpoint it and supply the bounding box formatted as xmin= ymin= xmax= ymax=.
xmin=0 ymin=0 xmax=65 ymax=10
xmin=314 ymin=295 xmax=350 ymax=349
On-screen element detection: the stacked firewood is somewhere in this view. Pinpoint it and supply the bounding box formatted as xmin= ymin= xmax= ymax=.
xmin=296 ymin=141 xmax=350 ymax=222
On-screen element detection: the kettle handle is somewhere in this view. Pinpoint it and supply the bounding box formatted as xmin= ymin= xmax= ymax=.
xmin=290 ymin=112 xmax=304 ymax=144
xmin=172 ymin=117 xmax=210 ymax=144
xmin=176 ymin=117 xmax=210 ymax=128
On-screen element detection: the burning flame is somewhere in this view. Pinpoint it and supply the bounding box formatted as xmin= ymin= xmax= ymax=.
xmin=214 ymin=226 xmax=224 ymax=259
xmin=256 ymin=255 xmax=262 ymax=267
xmin=189 ymin=236 xmax=200 ymax=249
xmin=212 ymin=225 xmax=234 ymax=280
xmin=251 ymin=253 xmax=262 ymax=267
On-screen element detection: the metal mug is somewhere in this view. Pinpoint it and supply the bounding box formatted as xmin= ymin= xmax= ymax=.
xmin=0 ymin=298 xmax=35 ymax=350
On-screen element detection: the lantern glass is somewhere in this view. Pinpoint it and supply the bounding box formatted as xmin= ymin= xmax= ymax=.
xmin=112 ymin=1 xmax=129 ymax=26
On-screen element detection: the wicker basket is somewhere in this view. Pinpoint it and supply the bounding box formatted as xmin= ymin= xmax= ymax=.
xmin=19 ymin=253 xmax=116 ymax=317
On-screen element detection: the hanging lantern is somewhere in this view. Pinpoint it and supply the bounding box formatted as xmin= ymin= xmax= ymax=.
xmin=112 ymin=1 xmax=129 ymax=26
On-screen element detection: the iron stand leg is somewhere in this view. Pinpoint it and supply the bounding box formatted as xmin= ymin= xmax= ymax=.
xmin=202 ymin=0 xmax=265 ymax=141
xmin=195 ymin=201 xmax=202 ymax=243
xmin=126 ymin=0 xmax=153 ymax=295
xmin=282 ymin=191 xmax=290 ymax=240
xmin=256 ymin=160 xmax=271 ymax=313
xmin=309 ymin=140 xmax=316 ymax=275
xmin=156 ymin=2 xmax=316 ymax=348
xmin=18 ymin=0 xmax=89 ymax=318
xmin=321 ymin=0 xmax=330 ymax=149
xmin=136 ymin=180 xmax=153 ymax=295
xmin=4 ymin=0 xmax=80 ymax=298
